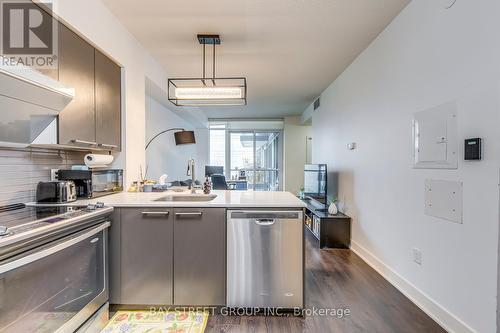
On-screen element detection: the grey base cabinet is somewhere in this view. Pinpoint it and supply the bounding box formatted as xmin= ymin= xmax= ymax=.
xmin=109 ymin=207 xmax=225 ymax=306
xmin=173 ymin=208 xmax=226 ymax=306
xmin=118 ymin=208 xmax=173 ymax=305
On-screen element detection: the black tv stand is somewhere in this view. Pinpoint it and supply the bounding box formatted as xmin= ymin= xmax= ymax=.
xmin=301 ymin=197 xmax=351 ymax=249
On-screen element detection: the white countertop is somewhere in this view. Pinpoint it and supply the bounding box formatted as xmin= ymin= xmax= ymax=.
xmin=29 ymin=190 xmax=306 ymax=208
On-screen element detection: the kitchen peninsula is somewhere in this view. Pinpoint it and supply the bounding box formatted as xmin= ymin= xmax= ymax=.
xmin=67 ymin=190 xmax=306 ymax=208
xmin=37 ymin=190 xmax=306 ymax=309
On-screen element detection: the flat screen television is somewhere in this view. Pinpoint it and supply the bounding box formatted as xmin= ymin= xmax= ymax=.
xmin=304 ymin=164 xmax=327 ymax=204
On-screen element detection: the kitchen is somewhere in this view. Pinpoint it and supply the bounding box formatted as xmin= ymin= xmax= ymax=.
xmin=0 ymin=2 xmax=306 ymax=329
xmin=0 ymin=0 xmax=494 ymax=333
xmin=0 ymin=52 xmax=305 ymax=333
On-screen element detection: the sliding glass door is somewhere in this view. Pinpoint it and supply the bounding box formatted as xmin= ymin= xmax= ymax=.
xmin=228 ymin=131 xmax=282 ymax=191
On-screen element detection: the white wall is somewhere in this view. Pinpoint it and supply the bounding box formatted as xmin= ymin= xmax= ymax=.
xmin=146 ymin=95 xmax=208 ymax=182
xmin=283 ymin=116 xmax=312 ymax=195
xmin=306 ymin=0 xmax=500 ymax=332
xmin=47 ymin=0 xmax=208 ymax=186
xmin=301 ymin=103 xmax=314 ymax=125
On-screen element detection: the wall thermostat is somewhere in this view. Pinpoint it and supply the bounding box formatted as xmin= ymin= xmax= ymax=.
xmin=464 ymin=138 xmax=482 ymax=160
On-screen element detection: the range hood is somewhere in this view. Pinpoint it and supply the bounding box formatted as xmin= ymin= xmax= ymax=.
xmin=0 ymin=60 xmax=74 ymax=148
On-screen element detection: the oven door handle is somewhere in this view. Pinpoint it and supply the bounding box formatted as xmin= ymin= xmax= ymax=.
xmin=0 ymin=222 xmax=110 ymax=274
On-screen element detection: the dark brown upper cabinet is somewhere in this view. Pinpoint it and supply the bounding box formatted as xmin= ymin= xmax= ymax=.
xmin=58 ymin=23 xmax=96 ymax=146
xmin=35 ymin=6 xmax=58 ymax=81
xmin=57 ymin=23 xmax=122 ymax=151
xmin=95 ymin=50 xmax=121 ymax=150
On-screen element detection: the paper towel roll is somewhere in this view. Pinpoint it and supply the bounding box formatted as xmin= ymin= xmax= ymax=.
xmin=84 ymin=154 xmax=114 ymax=168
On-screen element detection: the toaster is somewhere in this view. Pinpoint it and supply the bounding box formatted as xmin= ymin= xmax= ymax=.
xmin=36 ymin=181 xmax=77 ymax=203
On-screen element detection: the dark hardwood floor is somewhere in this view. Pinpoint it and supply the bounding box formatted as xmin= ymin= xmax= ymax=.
xmin=206 ymin=230 xmax=446 ymax=333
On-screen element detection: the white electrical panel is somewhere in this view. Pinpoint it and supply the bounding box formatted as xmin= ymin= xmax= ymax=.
xmin=413 ymin=101 xmax=458 ymax=169
xmin=424 ymin=179 xmax=463 ymax=224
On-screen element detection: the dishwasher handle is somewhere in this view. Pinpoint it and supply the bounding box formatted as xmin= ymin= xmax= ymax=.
xmin=254 ymin=218 xmax=276 ymax=226
xmin=230 ymin=211 xmax=301 ymax=220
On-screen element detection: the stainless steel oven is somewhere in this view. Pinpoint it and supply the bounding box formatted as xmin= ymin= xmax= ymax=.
xmin=0 ymin=222 xmax=109 ymax=332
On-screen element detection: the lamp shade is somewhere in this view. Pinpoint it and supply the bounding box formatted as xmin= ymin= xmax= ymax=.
xmin=174 ymin=130 xmax=196 ymax=145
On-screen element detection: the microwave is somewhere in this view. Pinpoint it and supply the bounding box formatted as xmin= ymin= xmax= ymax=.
xmin=58 ymin=169 xmax=123 ymax=199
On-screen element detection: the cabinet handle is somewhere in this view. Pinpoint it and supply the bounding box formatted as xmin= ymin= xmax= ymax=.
xmin=142 ymin=211 xmax=169 ymax=216
xmin=175 ymin=212 xmax=203 ymax=217
xmin=255 ymin=218 xmax=276 ymax=226
xmin=99 ymin=143 xmax=118 ymax=149
xmin=71 ymin=139 xmax=98 ymax=146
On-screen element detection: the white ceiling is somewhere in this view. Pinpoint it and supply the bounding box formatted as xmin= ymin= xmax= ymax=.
xmin=102 ymin=0 xmax=409 ymax=119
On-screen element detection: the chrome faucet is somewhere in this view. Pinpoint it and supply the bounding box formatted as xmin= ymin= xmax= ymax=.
xmin=187 ymin=158 xmax=196 ymax=193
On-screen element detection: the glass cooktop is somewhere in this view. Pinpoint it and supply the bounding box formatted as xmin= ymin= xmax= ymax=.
xmin=0 ymin=204 xmax=98 ymax=239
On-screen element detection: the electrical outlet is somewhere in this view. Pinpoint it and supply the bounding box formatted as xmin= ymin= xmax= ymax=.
xmin=50 ymin=169 xmax=59 ymax=181
xmin=412 ymin=248 xmax=422 ymax=265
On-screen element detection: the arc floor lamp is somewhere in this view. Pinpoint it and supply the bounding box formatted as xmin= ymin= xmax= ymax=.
xmin=145 ymin=128 xmax=196 ymax=150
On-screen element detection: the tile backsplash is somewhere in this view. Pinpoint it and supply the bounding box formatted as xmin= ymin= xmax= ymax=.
xmin=0 ymin=148 xmax=85 ymax=206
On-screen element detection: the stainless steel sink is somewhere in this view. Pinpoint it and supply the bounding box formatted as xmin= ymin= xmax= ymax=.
xmin=154 ymin=194 xmax=218 ymax=202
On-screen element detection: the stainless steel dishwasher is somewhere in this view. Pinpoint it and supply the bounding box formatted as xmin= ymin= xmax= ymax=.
xmin=227 ymin=210 xmax=303 ymax=309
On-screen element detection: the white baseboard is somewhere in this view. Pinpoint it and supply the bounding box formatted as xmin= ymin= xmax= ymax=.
xmin=350 ymin=240 xmax=476 ymax=333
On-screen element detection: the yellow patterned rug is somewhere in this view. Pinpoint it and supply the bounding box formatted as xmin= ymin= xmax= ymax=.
xmin=101 ymin=310 xmax=208 ymax=333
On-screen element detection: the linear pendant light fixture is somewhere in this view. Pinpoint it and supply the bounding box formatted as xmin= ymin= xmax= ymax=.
xmin=168 ymin=34 xmax=247 ymax=106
